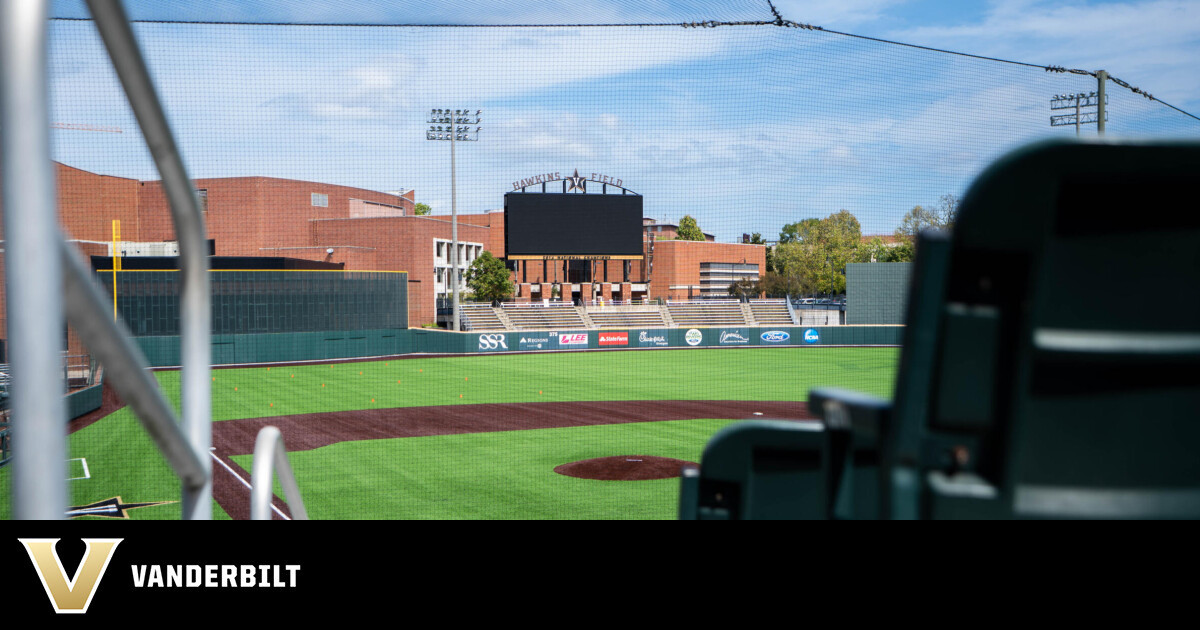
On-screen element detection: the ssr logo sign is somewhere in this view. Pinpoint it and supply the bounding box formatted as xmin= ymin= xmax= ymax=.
xmin=20 ymin=538 xmax=122 ymax=614
xmin=761 ymin=330 xmax=791 ymax=344
xmin=804 ymin=328 xmax=820 ymax=344
xmin=685 ymin=329 xmax=703 ymax=346
xmin=558 ymin=333 xmax=588 ymax=346
xmin=599 ymin=332 xmax=628 ymax=346
xmin=478 ymin=334 xmax=508 ymax=351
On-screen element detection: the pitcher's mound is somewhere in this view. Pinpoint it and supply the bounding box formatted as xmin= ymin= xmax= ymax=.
xmin=554 ymin=455 xmax=697 ymax=481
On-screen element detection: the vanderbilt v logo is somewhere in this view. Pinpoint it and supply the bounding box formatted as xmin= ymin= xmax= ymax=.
xmin=19 ymin=538 xmax=123 ymax=614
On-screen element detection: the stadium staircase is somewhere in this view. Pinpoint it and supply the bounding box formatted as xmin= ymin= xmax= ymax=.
xmin=748 ymin=300 xmax=796 ymax=325
xmin=459 ymin=303 xmax=508 ymax=331
xmin=502 ymin=303 xmax=588 ymax=330
xmin=666 ymin=300 xmax=749 ymax=327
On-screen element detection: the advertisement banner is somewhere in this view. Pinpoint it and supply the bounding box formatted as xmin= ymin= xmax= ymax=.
xmin=476 ymin=333 xmax=510 ymax=352
xmin=759 ymin=330 xmax=792 ymax=345
xmin=517 ymin=333 xmax=553 ymax=351
xmin=684 ymin=329 xmax=703 ymax=346
xmin=803 ymin=328 xmax=821 ymax=344
xmin=598 ymin=331 xmax=628 ymax=346
xmin=557 ymin=332 xmax=588 ymax=347
xmin=718 ymin=328 xmax=751 ymax=345
xmin=635 ymin=330 xmax=670 ymax=347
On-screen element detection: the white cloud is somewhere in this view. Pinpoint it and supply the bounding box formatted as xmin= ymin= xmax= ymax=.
xmin=892 ymin=1 xmax=1200 ymax=110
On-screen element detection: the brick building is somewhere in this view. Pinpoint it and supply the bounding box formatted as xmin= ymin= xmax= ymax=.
xmin=6 ymin=163 xmax=766 ymax=330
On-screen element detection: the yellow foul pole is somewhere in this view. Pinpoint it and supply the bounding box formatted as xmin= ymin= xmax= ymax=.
xmin=111 ymin=220 xmax=121 ymax=320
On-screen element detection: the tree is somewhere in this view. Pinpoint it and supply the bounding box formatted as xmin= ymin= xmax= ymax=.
xmin=773 ymin=210 xmax=861 ymax=295
xmin=778 ymin=218 xmax=820 ymax=244
xmin=676 ymin=215 xmax=705 ymax=241
xmin=414 ymin=202 xmax=431 ymax=216
xmin=747 ymin=232 xmax=777 ymax=273
xmin=464 ymin=251 xmax=514 ymax=302
xmin=854 ymin=236 xmax=913 ymax=263
xmin=895 ymin=194 xmax=958 ymax=240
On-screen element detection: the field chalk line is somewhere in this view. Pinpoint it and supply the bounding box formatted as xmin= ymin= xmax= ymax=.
xmin=209 ymin=448 xmax=290 ymax=520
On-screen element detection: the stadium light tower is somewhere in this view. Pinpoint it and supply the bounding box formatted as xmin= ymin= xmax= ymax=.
xmin=1051 ymin=70 xmax=1109 ymax=136
xmin=425 ymin=108 xmax=481 ymax=331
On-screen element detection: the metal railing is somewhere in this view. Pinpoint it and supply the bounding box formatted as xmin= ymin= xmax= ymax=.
xmin=1 ymin=0 xmax=212 ymax=518
xmin=251 ymin=427 xmax=308 ymax=521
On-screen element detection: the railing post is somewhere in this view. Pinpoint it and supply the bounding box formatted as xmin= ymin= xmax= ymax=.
xmin=1 ymin=0 xmax=68 ymax=519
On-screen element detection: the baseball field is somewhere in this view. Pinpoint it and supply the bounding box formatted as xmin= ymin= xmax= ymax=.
xmin=1 ymin=346 xmax=899 ymax=520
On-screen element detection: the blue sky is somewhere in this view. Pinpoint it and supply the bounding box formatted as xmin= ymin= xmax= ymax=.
xmin=47 ymin=1 xmax=1200 ymax=241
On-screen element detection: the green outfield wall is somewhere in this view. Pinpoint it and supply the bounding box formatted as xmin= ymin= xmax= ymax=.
xmin=131 ymin=325 xmax=901 ymax=367
xmin=846 ymin=262 xmax=912 ymax=325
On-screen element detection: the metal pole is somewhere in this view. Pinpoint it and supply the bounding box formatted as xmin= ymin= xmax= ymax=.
xmin=0 ymin=0 xmax=68 ymax=519
xmin=1096 ymin=70 xmax=1108 ymax=136
xmin=88 ymin=0 xmax=212 ymax=518
xmin=451 ymin=113 xmax=460 ymax=331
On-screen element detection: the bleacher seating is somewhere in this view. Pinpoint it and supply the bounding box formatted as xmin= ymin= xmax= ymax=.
xmin=502 ymin=303 xmax=587 ymax=330
xmin=459 ymin=303 xmax=507 ymax=331
xmin=587 ymin=308 xmax=667 ymax=328
xmin=748 ymin=300 xmax=795 ymax=325
xmin=681 ymin=139 xmax=1200 ymax=520
xmin=667 ymin=301 xmax=749 ymax=327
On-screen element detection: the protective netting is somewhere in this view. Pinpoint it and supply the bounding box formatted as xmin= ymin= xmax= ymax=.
xmin=2 ymin=1 xmax=1197 ymax=519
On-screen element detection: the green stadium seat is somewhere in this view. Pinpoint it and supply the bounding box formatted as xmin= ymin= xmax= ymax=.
xmin=681 ymin=139 xmax=1200 ymax=519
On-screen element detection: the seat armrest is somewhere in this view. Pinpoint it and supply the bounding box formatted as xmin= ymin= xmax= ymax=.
xmin=808 ymin=387 xmax=891 ymax=441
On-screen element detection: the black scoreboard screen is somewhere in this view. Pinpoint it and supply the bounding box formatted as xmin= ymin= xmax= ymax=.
xmin=504 ymin=193 xmax=643 ymax=259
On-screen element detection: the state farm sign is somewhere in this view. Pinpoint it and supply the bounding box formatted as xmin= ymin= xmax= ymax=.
xmin=599 ymin=332 xmax=628 ymax=346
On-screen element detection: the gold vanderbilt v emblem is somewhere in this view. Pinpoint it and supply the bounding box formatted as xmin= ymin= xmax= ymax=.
xmin=19 ymin=538 xmax=122 ymax=614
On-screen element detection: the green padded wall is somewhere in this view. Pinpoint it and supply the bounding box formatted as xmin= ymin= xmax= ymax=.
xmin=846 ymin=263 xmax=912 ymax=325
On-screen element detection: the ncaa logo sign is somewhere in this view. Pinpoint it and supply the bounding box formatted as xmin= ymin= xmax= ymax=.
xmin=804 ymin=329 xmax=820 ymax=344
xmin=478 ymin=334 xmax=508 ymax=351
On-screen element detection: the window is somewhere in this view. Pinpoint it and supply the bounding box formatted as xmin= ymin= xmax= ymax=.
xmin=196 ymin=189 xmax=208 ymax=218
xmin=312 ymin=193 xmax=329 ymax=207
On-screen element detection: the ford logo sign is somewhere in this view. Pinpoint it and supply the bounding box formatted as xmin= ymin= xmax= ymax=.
xmin=761 ymin=331 xmax=790 ymax=343
xmin=804 ymin=328 xmax=819 ymax=343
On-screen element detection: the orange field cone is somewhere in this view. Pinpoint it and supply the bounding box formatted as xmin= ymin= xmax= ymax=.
xmin=270 ymin=403 xmax=274 ymax=407
xmin=465 ymin=377 xmax=468 ymax=381
xmin=291 ymin=374 xmax=294 ymax=378
xmin=459 ymin=394 xmax=463 ymax=398
xmin=234 ymin=387 xmax=238 ymax=391
xmin=371 ymin=398 xmax=375 ymax=403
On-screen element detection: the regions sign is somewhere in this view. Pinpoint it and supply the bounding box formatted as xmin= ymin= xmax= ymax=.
xmin=599 ymin=332 xmax=628 ymax=346
xmin=477 ymin=333 xmax=509 ymax=351
xmin=760 ymin=330 xmax=791 ymax=344
xmin=518 ymin=334 xmax=552 ymax=351
xmin=636 ymin=330 xmax=669 ymax=347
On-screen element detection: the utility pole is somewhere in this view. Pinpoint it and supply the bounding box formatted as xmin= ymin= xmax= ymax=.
xmin=426 ymin=108 xmax=481 ymax=331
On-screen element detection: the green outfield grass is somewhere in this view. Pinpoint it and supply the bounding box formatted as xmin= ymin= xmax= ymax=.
xmin=2 ymin=346 xmax=899 ymax=519
xmin=163 ymin=346 xmax=899 ymax=421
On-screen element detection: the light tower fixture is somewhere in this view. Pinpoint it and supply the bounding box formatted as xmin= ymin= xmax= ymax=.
xmin=1051 ymin=70 xmax=1110 ymax=136
xmin=425 ymin=107 xmax=482 ymax=331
